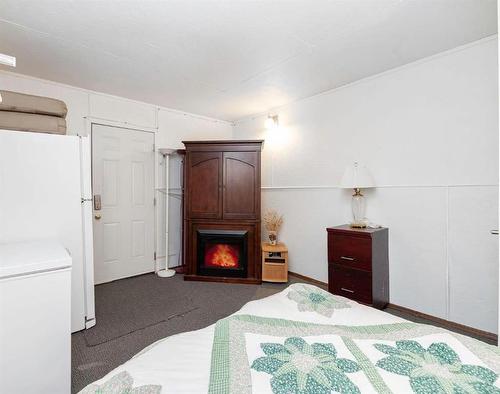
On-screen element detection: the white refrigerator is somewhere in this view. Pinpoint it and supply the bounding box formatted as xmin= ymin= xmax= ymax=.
xmin=0 ymin=130 xmax=95 ymax=332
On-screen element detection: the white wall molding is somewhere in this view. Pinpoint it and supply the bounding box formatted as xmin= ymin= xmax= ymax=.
xmin=83 ymin=117 xmax=158 ymax=134
xmin=262 ymin=184 xmax=498 ymax=190
xmin=157 ymin=106 xmax=233 ymax=126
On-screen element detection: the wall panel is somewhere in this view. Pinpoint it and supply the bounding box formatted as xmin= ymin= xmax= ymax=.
xmin=235 ymin=38 xmax=499 ymax=332
xmin=448 ymin=186 xmax=499 ymax=332
xmin=89 ymin=93 xmax=157 ymax=129
xmin=370 ymin=187 xmax=448 ymax=319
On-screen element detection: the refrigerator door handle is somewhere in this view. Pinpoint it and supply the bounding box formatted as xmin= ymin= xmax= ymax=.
xmin=79 ymin=135 xmax=96 ymax=329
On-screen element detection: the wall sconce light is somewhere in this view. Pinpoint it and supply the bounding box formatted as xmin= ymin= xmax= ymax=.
xmin=265 ymin=114 xmax=279 ymax=130
xmin=0 ymin=53 xmax=15 ymax=104
xmin=0 ymin=53 xmax=16 ymax=67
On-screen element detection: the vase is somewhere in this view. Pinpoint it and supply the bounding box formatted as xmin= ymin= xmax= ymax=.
xmin=268 ymin=231 xmax=277 ymax=245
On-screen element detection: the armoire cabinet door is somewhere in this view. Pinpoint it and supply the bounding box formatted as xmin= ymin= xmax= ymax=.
xmin=187 ymin=151 xmax=222 ymax=219
xmin=223 ymin=151 xmax=260 ymax=220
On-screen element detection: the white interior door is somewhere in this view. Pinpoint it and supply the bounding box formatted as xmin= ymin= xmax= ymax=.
xmin=92 ymin=124 xmax=155 ymax=284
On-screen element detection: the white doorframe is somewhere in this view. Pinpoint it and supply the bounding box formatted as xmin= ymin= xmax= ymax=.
xmin=83 ymin=118 xmax=158 ymax=285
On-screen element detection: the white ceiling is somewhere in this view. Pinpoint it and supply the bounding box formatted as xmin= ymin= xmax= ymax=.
xmin=0 ymin=0 xmax=496 ymax=121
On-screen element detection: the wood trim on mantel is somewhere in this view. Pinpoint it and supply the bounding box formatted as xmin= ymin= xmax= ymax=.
xmin=288 ymin=271 xmax=497 ymax=344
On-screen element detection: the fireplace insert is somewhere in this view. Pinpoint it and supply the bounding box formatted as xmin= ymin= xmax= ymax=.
xmin=196 ymin=229 xmax=248 ymax=278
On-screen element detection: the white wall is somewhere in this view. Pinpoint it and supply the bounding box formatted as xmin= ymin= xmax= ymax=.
xmin=233 ymin=37 xmax=499 ymax=333
xmin=0 ymin=69 xmax=232 ymax=278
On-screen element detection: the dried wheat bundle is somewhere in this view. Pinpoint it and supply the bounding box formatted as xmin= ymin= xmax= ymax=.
xmin=263 ymin=210 xmax=284 ymax=232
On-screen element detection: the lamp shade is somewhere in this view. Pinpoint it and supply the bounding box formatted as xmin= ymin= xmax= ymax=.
xmin=340 ymin=162 xmax=375 ymax=189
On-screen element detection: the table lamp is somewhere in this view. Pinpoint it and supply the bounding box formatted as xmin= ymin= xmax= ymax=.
xmin=340 ymin=162 xmax=375 ymax=228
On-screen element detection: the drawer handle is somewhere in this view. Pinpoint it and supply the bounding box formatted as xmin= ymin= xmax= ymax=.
xmin=340 ymin=256 xmax=355 ymax=261
xmin=341 ymin=287 xmax=355 ymax=293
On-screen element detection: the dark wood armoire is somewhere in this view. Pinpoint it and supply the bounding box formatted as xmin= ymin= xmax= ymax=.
xmin=182 ymin=140 xmax=264 ymax=284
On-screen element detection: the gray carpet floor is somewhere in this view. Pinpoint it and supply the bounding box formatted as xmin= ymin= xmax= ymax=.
xmin=72 ymin=273 xmax=494 ymax=393
xmin=72 ymin=273 xmax=309 ymax=393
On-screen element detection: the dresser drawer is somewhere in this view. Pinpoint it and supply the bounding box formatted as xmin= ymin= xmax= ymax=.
xmin=329 ymin=234 xmax=371 ymax=271
xmin=329 ymin=265 xmax=372 ymax=304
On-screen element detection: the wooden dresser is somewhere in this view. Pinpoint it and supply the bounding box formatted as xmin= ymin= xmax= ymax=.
xmin=327 ymin=225 xmax=389 ymax=309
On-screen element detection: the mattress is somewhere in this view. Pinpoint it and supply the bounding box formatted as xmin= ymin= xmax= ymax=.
xmin=79 ymin=284 xmax=500 ymax=393
xmin=0 ymin=90 xmax=67 ymax=118
xmin=0 ymin=111 xmax=66 ymax=134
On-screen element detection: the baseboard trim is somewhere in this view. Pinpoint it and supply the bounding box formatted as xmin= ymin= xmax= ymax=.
xmin=288 ymin=271 xmax=327 ymax=289
xmin=287 ymin=271 xmax=497 ymax=344
xmin=387 ymin=303 xmax=498 ymax=344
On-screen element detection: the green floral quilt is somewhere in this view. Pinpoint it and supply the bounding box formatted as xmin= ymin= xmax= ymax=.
xmin=208 ymin=315 xmax=500 ymax=394
xmin=79 ymin=371 xmax=161 ymax=394
xmin=287 ymin=284 xmax=351 ymax=317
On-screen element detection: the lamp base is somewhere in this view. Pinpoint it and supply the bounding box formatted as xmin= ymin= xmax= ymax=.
xmin=351 ymin=188 xmax=367 ymax=227
xmin=156 ymin=269 xmax=176 ymax=278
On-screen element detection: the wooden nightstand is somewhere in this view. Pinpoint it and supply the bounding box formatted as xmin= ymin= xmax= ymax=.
xmin=262 ymin=242 xmax=288 ymax=283
xmin=326 ymin=225 xmax=389 ymax=309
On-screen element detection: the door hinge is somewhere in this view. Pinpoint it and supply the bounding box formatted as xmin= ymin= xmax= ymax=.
xmin=153 ymin=143 xmax=155 ymax=152
xmin=153 ymin=197 xmax=156 ymax=206
xmin=154 ymin=251 xmax=157 ymax=260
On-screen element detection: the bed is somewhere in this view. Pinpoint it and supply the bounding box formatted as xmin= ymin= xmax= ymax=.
xmin=80 ymin=283 xmax=500 ymax=393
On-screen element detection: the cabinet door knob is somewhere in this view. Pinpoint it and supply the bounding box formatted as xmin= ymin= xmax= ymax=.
xmin=341 ymin=287 xmax=355 ymax=293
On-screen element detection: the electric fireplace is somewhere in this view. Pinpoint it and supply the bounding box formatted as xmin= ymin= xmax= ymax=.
xmin=197 ymin=229 xmax=248 ymax=278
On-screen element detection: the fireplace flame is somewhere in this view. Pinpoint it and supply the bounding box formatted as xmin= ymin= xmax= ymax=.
xmin=207 ymin=244 xmax=239 ymax=268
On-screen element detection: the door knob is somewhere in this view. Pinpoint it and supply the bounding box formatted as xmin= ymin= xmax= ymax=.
xmin=95 ymin=214 xmax=102 ymax=220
